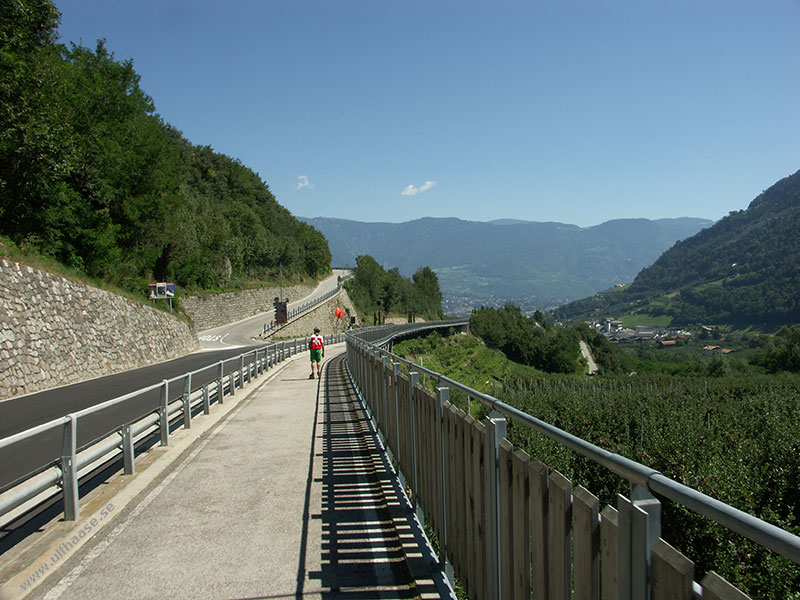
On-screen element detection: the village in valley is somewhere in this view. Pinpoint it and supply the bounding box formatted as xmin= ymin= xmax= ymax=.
xmin=586 ymin=318 xmax=736 ymax=355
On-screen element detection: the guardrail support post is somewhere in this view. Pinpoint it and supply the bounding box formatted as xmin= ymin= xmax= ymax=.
xmin=159 ymin=379 xmax=169 ymax=446
xmin=240 ymin=355 xmax=245 ymax=386
xmin=485 ymin=413 xmax=507 ymax=600
xmin=182 ymin=373 xmax=192 ymax=429
xmin=203 ymin=384 xmax=210 ymax=415
xmin=217 ymin=361 xmax=224 ymax=405
xmin=229 ymin=371 xmax=236 ymax=397
xmin=437 ymin=387 xmax=454 ymax=584
xmin=61 ymin=414 xmax=79 ymax=521
xmin=122 ymin=424 xmax=135 ymax=475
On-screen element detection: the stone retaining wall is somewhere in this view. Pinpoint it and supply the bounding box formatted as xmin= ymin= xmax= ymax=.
xmin=0 ymin=259 xmax=197 ymax=400
xmin=181 ymin=284 xmax=315 ymax=331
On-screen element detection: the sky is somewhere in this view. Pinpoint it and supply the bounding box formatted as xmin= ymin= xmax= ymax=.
xmin=53 ymin=0 xmax=800 ymax=227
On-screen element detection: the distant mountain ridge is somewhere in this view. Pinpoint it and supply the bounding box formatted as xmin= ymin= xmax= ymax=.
xmin=300 ymin=215 xmax=712 ymax=313
xmin=555 ymin=168 xmax=800 ymax=327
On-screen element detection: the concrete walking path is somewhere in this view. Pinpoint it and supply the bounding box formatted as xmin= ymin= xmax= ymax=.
xmin=18 ymin=344 xmax=443 ymax=600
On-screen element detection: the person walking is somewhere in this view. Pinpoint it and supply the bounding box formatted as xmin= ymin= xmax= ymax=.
xmin=308 ymin=328 xmax=325 ymax=379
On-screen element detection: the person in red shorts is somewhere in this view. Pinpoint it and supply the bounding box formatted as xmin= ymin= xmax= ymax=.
xmin=308 ymin=328 xmax=325 ymax=379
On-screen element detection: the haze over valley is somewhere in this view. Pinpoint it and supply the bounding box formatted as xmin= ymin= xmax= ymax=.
xmin=302 ymin=216 xmax=712 ymax=315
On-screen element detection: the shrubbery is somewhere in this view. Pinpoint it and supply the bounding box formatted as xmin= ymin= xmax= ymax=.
xmin=469 ymin=305 xmax=582 ymax=374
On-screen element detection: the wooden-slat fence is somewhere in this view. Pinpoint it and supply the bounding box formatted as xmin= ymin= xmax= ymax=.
xmin=348 ymin=340 xmax=757 ymax=600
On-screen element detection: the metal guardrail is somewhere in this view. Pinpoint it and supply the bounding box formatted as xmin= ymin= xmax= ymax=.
xmin=0 ymin=334 xmax=346 ymax=523
xmin=345 ymin=322 xmax=800 ymax=598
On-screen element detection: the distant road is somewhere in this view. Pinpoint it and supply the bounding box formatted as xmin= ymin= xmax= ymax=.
xmin=196 ymin=269 xmax=350 ymax=351
xmin=580 ymin=340 xmax=599 ymax=375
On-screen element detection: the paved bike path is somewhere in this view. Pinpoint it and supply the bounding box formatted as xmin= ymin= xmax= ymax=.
xmin=16 ymin=345 xmax=445 ymax=600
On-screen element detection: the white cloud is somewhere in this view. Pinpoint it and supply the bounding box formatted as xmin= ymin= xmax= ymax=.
xmin=295 ymin=175 xmax=315 ymax=190
xmin=401 ymin=180 xmax=436 ymax=196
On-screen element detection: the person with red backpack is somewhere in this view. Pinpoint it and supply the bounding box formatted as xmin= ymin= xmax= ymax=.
xmin=308 ymin=328 xmax=325 ymax=379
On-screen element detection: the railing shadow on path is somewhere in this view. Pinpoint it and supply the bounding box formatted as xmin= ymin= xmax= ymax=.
xmin=304 ymin=355 xmax=440 ymax=600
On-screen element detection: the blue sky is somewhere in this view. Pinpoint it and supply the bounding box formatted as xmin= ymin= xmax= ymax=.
xmin=54 ymin=1 xmax=799 ymax=227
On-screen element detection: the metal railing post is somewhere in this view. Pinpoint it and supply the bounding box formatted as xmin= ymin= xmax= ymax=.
xmin=229 ymin=371 xmax=235 ymax=397
xmin=122 ymin=424 xmax=135 ymax=475
xmin=203 ymin=384 xmax=210 ymax=415
xmin=159 ymin=379 xmax=169 ymax=446
xmin=182 ymin=373 xmax=192 ymax=429
xmin=240 ymin=355 xmax=245 ymax=386
xmin=485 ymin=413 xmax=507 ymax=600
xmin=61 ymin=414 xmax=79 ymax=520
xmin=437 ymin=387 xmax=454 ymax=584
xmin=393 ymin=362 xmax=401 ymax=459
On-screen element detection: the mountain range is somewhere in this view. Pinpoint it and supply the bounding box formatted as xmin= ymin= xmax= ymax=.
xmin=554 ymin=168 xmax=800 ymax=328
xmin=300 ymin=216 xmax=713 ymax=314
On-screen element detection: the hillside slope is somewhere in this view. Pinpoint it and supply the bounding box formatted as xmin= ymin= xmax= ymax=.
xmin=0 ymin=4 xmax=330 ymax=296
xmin=555 ymin=169 xmax=800 ymax=327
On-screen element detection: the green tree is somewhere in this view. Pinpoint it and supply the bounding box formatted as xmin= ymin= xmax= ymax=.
xmin=763 ymin=324 xmax=800 ymax=373
xmin=0 ymin=0 xmax=73 ymax=247
xmin=412 ymin=266 xmax=443 ymax=319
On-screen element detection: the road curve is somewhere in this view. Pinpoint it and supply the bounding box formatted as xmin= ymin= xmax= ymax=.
xmin=0 ymin=270 xmax=349 ymax=492
xmin=196 ymin=269 xmax=350 ymax=351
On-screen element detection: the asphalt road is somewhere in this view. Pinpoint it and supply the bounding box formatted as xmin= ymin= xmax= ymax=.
xmin=197 ymin=269 xmax=349 ymax=350
xmin=0 ymin=271 xmax=349 ymax=493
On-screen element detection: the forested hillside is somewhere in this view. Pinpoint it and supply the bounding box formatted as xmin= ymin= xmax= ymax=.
xmin=555 ymin=169 xmax=800 ymax=327
xmin=0 ymin=0 xmax=330 ymax=296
